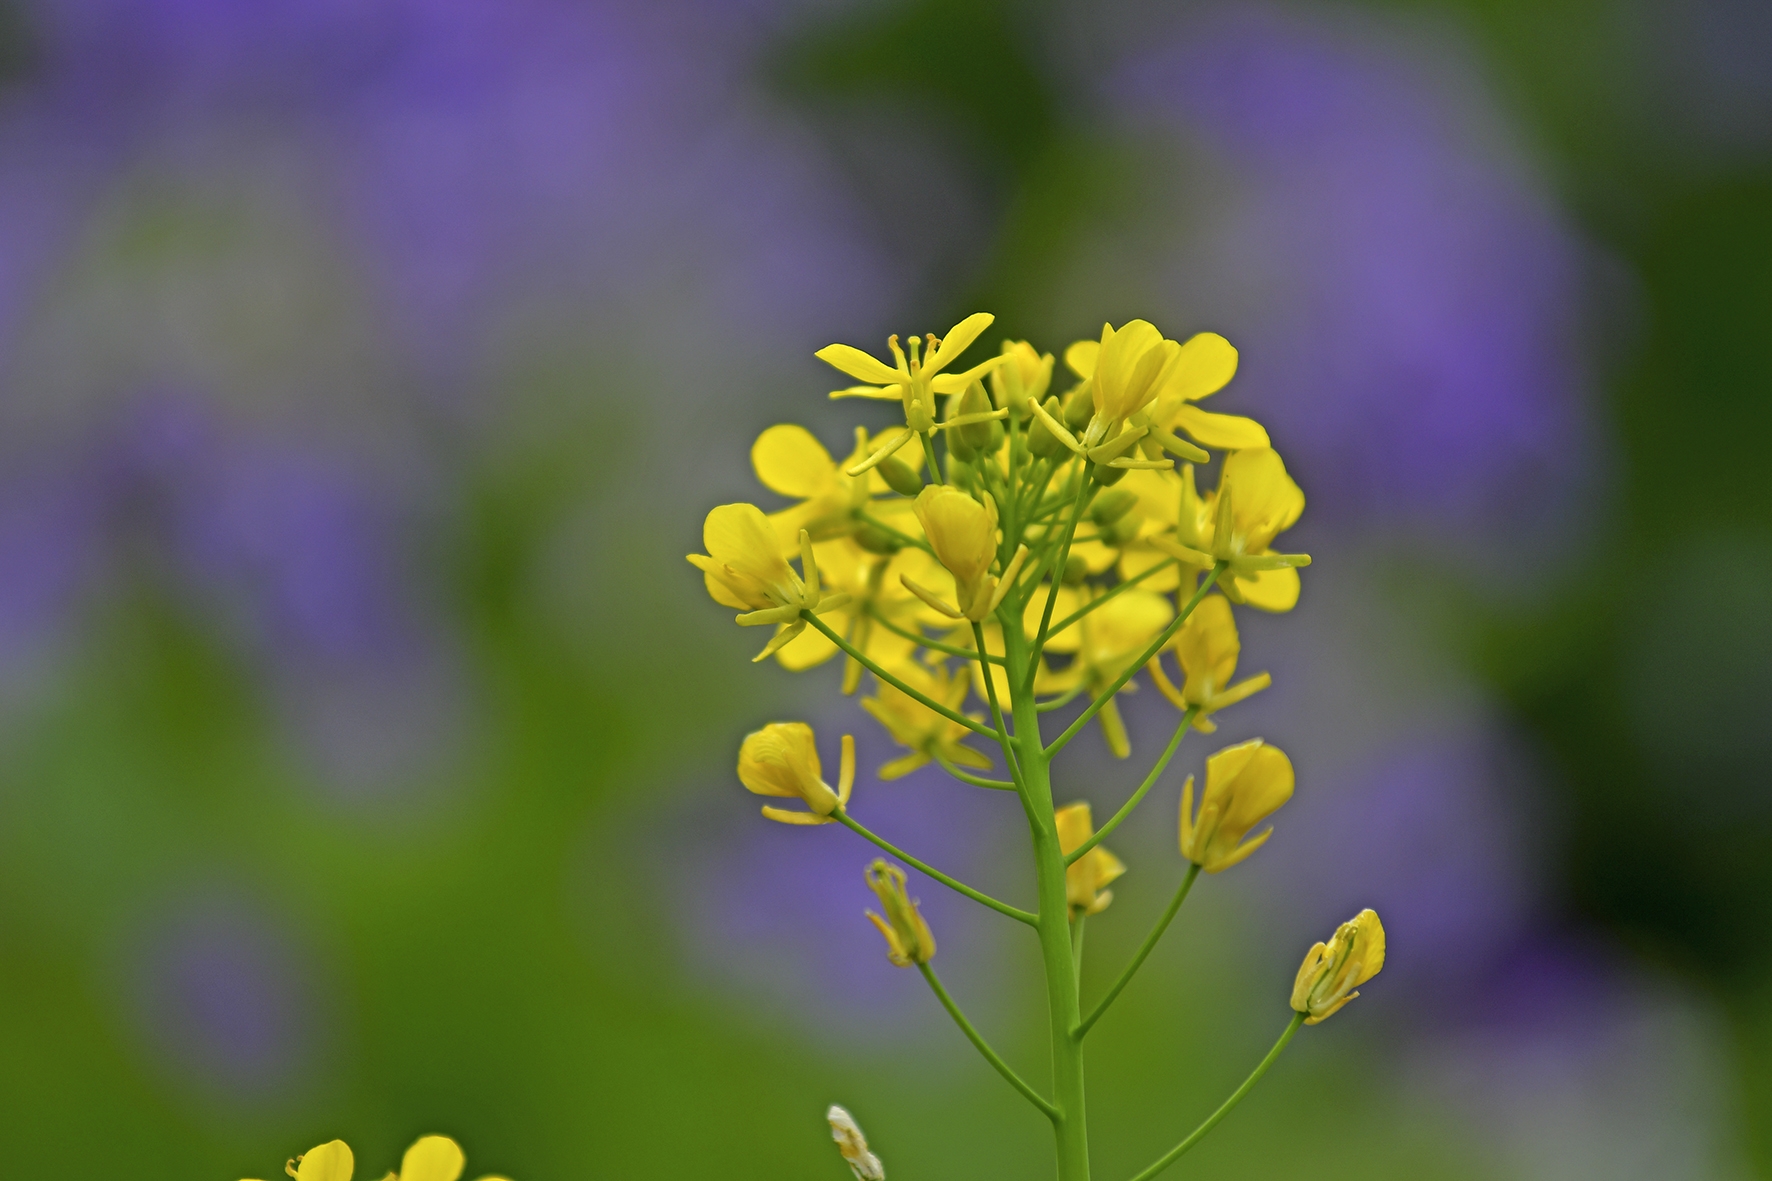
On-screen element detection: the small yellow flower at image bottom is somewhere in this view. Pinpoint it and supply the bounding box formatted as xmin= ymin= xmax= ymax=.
xmin=246 ymin=1135 xmax=508 ymax=1181
xmin=1292 ymin=909 xmax=1387 ymax=1024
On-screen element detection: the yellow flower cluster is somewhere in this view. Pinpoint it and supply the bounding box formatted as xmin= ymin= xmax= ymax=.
xmin=245 ymin=1135 xmax=506 ymax=1181
xmin=689 ymin=314 xmax=1309 ymax=776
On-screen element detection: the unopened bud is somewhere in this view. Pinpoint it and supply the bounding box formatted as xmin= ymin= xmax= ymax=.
xmin=1291 ymin=909 xmax=1385 ymax=1024
xmin=1091 ymin=460 xmax=1128 ymax=486
xmin=864 ymin=860 xmax=936 ymax=966
xmin=1090 ymin=489 xmax=1138 ymax=525
xmin=1063 ymin=386 xmax=1094 ymax=432
xmin=958 ymin=381 xmax=995 ymax=452
xmin=1027 ymin=396 xmax=1067 ymax=458
xmin=876 ymin=456 xmax=923 ymax=498
xmin=1062 ymin=554 xmax=1089 ymax=585
xmin=853 ymin=523 xmax=902 ymax=554
xmin=827 ymin=1105 xmax=885 ymax=1181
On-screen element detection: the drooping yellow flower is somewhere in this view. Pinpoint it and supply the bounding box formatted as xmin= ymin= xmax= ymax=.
xmin=1040 ymin=589 xmax=1174 ymax=758
xmin=827 ymin=1105 xmax=886 ymax=1181
xmin=819 ymin=313 xmax=1010 ymax=474
xmin=1291 ymin=909 xmax=1386 ymax=1024
xmin=1153 ymin=448 xmax=1310 ymax=612
xmin=737 ymin=722 xmax=856 ymax=825
xmin=242 ymin=1136 xmax=508 ymax=1181
xmin=687 ymin=503 xmax=850 ymax=661
xmin=902 ymin=485 xmax=1028 ymax=622
xmin=1055 ymin=802 xmax=1125 ymax=915
xmin=1179 ymin=739 xmax=1293 ymax=873
xmin=861 ymin=661 xmax=991 ymax=779
xmin=864 ymin=859 xmax=937 ymax=966
xmin=1148 ymin=594 xmax=1271 ymax=732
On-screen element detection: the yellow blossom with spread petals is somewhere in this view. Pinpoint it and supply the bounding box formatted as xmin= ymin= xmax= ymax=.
xmin=1148 ymin=594 xmax=1271 ymax=731
xmin=738 ymin=723 xmax=856 ymax=824
xmin=687 ymin=504 xmax=850 ymax=661
xmin=1154 ymin=449 xmax=1310 ymax=612
xmin=1291 ymin=909 xmax=1386 ymax=1024
xmin=752 ymin=424 xmax=925 ymax=550
xmin=819 ymin=313 xmax=1010 ymax=474
xmin=1056 ymin=802 xmax=1125 ymax=915
xmin=1179 ymin=739 xmax=1293 ymax=873
xmin=862 ymin=662 xmax=991 ymax=779
xmin=865 ymin=859 xmax=937 ymax=966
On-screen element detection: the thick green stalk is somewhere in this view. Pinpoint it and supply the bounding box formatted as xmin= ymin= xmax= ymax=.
xmin=1003 ymin=624 xmax=1092 ymax=1181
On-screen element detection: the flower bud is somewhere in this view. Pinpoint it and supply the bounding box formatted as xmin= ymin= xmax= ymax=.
xmin=828 ymin=1105 xmax=886 ymax=1181
xmin=853 ymin=523 xmax=902 ymax=554
xmin=1179 ymin=739 xmax=1292 ymax=873
xmin=1291 ymin=909 xmax=1385 ymax=1024
xmin=1063 ymin=386 xmax=1094 ymax=432
xmin=1055 ymin=802 xmax=1125 ymax=915
xmin=990 ymin=339 xmax=1054 ymax=413
xmin=865 ymin=860 xmax=936 ymax=966
xmin=738 ymin=723 xmax=855 ymax=824
xmin=958 ymin=381 xmax=996 ymax=452
xmin=1027 ymin=396 xmax=1068 ymax=458
xmin=1062 ymin=554 xmax=1089 ymax=585
xmin=1089 ymin=489 xmax=1138 ymax=525
xmin=912 ymin=485 xmax=998 ymax=613
xmin=1090 ymin=459 xmax=1129 ymax=486
xmin=876 ymin=455 xmax=924 ymax=498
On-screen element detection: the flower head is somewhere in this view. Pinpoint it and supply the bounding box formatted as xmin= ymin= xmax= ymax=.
xmin=827 ymin=1105 xmax=886 ymax=1181
xmin=1055 ymin=802 xmax=1126 ymax=915
xmin=819 ymin=313 xmax=1010 ymax=474
xmin=864 ymin=859 xmax=936 ymax=967
xmin=1180 ymin=739 xmax=1293 ymax=873
xmin=1291 ymin=909 xmax=1386 ymax=1024
xmin=687 ymin=503 xmax=850 ymax=661
xmin=861 ymin=662 xmax=990 ymax=779
xmin=1154 ymin=448 xmax=1310 ymax=612
xmin=1149 ymin=594 xmax=1271 ymax=731
xmin=737 ymin=723 xmax=855 ymax=825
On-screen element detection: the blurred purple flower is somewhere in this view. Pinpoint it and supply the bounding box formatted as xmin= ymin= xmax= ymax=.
xmin=126 ymin=892 xmax=316 ymax=1099
xmin=1110 ymin=4 xmax=1591 ymax=532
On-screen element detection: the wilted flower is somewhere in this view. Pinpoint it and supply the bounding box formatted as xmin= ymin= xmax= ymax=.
xmin=1291 ymin=909 xmax=1386 ymax=1024
xmin=827 ymin=1105 xmax=886 ymax=1181
xmin=865 ymin=860 xmax=936 ymax=967
xmin=1179 ymin=739 xmax=1294 ymax=873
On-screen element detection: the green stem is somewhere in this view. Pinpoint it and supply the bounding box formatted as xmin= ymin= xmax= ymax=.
xmin=834 ymin=810 xmax=1036 ymax=926
xmin=1036 ymin=682 xmax=1088 ymax=712
xmin=1076 ymin=865 xmax=1200 ymax=1038
xmin=1002 ymin=625 xmax=1093 ymax=1181
xmin=1125 ymin=1013 xmax=1306 ymax=1181
xmin=973 ymin=622 xmax=1027 ymax=793
xmin=919 ymin=963 xmax=1060 ymax=1122
xmin=802 ymin=612 xmax=1001 ymax=741
xmin=1071 ymin=912 xmax=1087 ymax=986
xmin=868 ymin=609 xmax=1005 ymax=665
xmin=1046 ymin=566 xmax=1222 ymax=759
xmin=1065 ymin=707 xmax=1198 ymax=867
xmin=1045 ymin=559 xmax=1179 ymax=639
xmin=1029 ymin=469 xmax=1096 ymax=685
xmin=934 ymin=756 xmax=1017 ymax=791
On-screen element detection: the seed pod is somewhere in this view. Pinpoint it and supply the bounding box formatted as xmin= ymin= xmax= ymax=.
xmin=1090 ymin=489 xmax=1138 ymax=525
xmin=877 ymin=455 xmax=924 ymax=498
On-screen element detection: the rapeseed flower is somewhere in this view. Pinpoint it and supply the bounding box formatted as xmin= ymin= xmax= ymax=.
xmin=1149 ymin=594 xmax=1271 ymax=731
xmin=865 ymin=859 xmax=937 ymax=966
xmin=989 ymin=339 xmax=1054 ymax=412
xmin=862 ymin=662 xmax=991 ymax=779
xmin=819 ymin=313 xmax=1010 ymax=474
xmin=1179 ymin=739 xmax=1293 ymax=873
xmin=1153 ymin=448 xmax=1310 ymax=612
xmin=906 ymin=485 xmax=1028 ymax=621
xmin=828 ymin=1105 xmax=886 ymax=1181
xmin=688 ymin=503 xmax=850 ymax=660
xmin=752 ymin=423 xmax=925 ymax=549
xmin=244 ymin=1136 xmax=508 ymax=1181
xmin=1056 ymin=802 xmax=1125 ymax=915
xmin=1291 ymin=909 xmax=1386 ymax=1024
xmin=737 ymin=722 xmax=856 ymax=824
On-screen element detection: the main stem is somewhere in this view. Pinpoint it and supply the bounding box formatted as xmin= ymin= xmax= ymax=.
xmin=1004 ymin=623 xmax=1091 ymax=1181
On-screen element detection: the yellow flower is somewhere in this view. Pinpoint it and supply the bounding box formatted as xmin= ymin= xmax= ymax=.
xmin=1291 ymin=909 xmax=1386 ymax=1024
xmin=1143 ymin=332 xmax=1270 ymax=451
xmin=819 ymin=313 xmax=1010 ymax=474
xmin=861 ymin=661 xmax=991 ymax=779
xmin=1179 ymin=739 xmax=1293 ymax=873
xmin=828 ymin=1105 xmax=886 ymax=1181
xmin=1055 ymin=802 xmax=1125 ymax=915
xmin=752 ymin=424 xmax=926 ymax=550
xmin=687 ymin=503 xmax=850 ymax=661
xmin=902 ymin=485 xmax=1029 ymax=622
xmin=864 ymin=859 xmax=937 ymax=966
xmin=737 ymin=723 xmax=856 ymax=825
xmin=988 ymin=339 xmax=1054 ymax=411
xmin=1153 ymin=448 xmax=1310 ymax=612
xmin=1148 ymin=594 xmax=1271 ymax=731
xmin=244 ymin=1136 xmax=508 ymax=1181
xmin=1040 ymin=589 xmax=1174 ymax=758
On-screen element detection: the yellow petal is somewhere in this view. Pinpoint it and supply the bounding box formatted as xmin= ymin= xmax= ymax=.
xmin=1161 ymin=332 xmax=1238 ymax=402
xmin=399 ymin=1137 xmax=465 ymax=1181
xmin=773 ymin=616 xmax=841 ymax=670
xmin=817 ymin=343 xmax=903 ymax=385
xmin=752 ymin=425 xmax=835 ymax=498
xmin=927 ymin=312 xmax=995 ymax=373
xmin=1064 ymin=339 xmax=1099 ymax=379
xmin=703 ymin=503 xmax=791 ymax=579
xmin=1236 ymin=566 xmax=1300 ymax=613
xmin=1172 ymin=404 xmax=1269 ymax=450
xmin=296 ymin=1142 xmax=354 ymax=1181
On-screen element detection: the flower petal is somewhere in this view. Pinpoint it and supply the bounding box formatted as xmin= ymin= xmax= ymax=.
xmin=927 ymin=312 xmax=995 ymax=373
xmin=399 ymin=1136 xmax=465 ymax=1181
xmin=296 ymin=1141 xmax=354 ymax=1181
xmin=752 ymin=425 xmax=835 ymax=498
xmin=1172 ymin=404 xmax=1269 ymax=450
xmin=1161 ymin=332 xmax=1239 ymax=402
xmin=817 ymin=343 xmax=904 ymax=385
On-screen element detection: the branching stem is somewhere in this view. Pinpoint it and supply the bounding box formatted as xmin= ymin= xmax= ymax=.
xmin=920 ymin=963 xmax=1061 ymax=1122
xmin=1076 ymin=864 xmax=1200 ymax=1037
xmin=803 ymin=611 xmax=1001 ymax=741
xmin=834 ymin=810 xmax=1037 ymax=926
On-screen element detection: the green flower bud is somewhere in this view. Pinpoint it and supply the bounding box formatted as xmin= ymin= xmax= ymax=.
xmin=958 ymin=381 xmax=995 ymax=452
xmin=1027 ymin=396 xmax=1067 ymax=458
xmin=854 ymin=523 xmax=902 ymax=554
xmin=1090 ymin=489 xmax=1138 ymax=525
xmin=1062 ymin=554 xmax=1089 ymax=585
xmin=1063 ymin=385 xmax=1094 ymax=432
xmin=877 ymin=455 xmax=924 ymax=498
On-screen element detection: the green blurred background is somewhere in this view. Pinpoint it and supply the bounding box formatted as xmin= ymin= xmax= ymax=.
xmin=0 ymin=0 xmax=1767 ymax=1177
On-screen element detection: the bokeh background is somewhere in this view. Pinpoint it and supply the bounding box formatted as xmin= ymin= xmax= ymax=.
xmin=0 ymin=0 xmax=1767 ymax=1177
